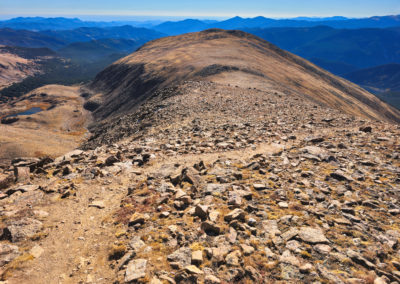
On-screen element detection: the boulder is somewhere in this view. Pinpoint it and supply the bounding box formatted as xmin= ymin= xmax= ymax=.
xmin=128 ymin=213 xmax=146 ymax=226
xmin=241 ymin=244 xmax=255 ymax=256
xmin=2 ymin=218 xmax=43 ymax=242
xmin=30 ymin=245 xmax=44 ymax=258
xmin=125 ymin=259 xmax=147 ymax=282
xmin=167 ymin=247 xmax=192 ymax=267
xmin=298 ymin=227 xmax=329 ymax=244
xmin=201 ymin=221 xmax=221 ymax=235
xmin=224 ymin=209 xmax=246 ymax=222
xmin=359 ymin=126 xmax=372 ymax=133
xmin=6 ymin=184 xmax=40 ymax=195
xmin=225 ymin=250 xmax=241 ymax=266
xmin=194 ymin=205 xmax=209 ymax=220
xmin=191 ymin=250 xmax=203 ymax=265
xmin=105 ymin=155 xmax=119 ymax=166
xmin=129 ymin=236 xmax=145 ymax=252
xmin=14 ymin=167 xmax=30 ymax=183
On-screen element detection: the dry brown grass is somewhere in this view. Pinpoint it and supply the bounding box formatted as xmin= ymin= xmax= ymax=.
xmin=0 ymin=85 xmax=91 ymax=165
xmin=97 ymin=29 xmax=400 ymax=124
xmin=0 ymin=52 xmax=38 ymax=88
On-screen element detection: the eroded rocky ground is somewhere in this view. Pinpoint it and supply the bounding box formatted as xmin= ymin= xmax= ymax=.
xmin=1 ymin=81 xmax=400 ymax=283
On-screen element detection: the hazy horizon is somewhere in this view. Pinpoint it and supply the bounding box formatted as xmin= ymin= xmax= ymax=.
xmin=0 ymin=13 xmax=398 ymax=22
xmin=1 ymin=0 xmax=399 ymax=20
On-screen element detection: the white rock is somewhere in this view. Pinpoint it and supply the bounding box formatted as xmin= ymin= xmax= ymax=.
xmin=125 ymin=259 xmax=147 ymax=282
xmin=278 ymin=201 xmax=289 ymax=208
xmin=192 ymin=250 xmax=203 ymax=264
xmin=30 ymin=245 xmax=44 ymax=258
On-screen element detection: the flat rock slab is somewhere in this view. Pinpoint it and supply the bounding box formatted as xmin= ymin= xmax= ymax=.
xmin=125 ymin=259 xmax=147 ymax=282
xmin=298 ymin=227 xmax=329 ymax=244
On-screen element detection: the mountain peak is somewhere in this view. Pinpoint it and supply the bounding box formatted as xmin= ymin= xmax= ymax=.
xmin=84 ymin=29 xmax=400 ymax=146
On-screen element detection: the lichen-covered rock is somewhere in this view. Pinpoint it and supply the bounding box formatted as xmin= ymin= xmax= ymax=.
xmin=167 ymin=247 xmax=192 ymax=267
xmin=3 ymin=218 xmax=43 ymax=242
xmin=298 ymin=227 xmax=329 ymax=244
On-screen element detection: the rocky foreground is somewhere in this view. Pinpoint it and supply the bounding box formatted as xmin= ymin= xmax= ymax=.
xmin=1 ymin=81 xmax=400 ymax=283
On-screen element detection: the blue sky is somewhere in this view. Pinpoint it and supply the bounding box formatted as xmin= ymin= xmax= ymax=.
xmin=1 ymin=0 xmax=399 ymax=20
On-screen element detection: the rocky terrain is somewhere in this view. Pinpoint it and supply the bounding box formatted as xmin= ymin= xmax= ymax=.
xmin=0 ymin=80 xmax=399 ymax=283
xmin=1 ymin=30 xmax=400 ymax=283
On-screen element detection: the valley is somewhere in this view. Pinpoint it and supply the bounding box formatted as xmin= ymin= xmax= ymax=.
xmin=0 ymin=85 xmax=90 ymax=166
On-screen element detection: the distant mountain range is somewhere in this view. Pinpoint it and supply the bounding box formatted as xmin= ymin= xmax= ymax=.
xmin=0 ymin=28 xmax=67 ymax=50
xmin=345 ymin=63 xmax=400 ymax=92
xmin=41 ymin=25 xmax=164 ymax=44
xmin=153 ymin=19 xmax=209 ymax=35
xmin=151 ymin=15 xmax=400 ymax=35
xmin=58 ymin=38 xmax=142 ymax=62
xmin=344 ymin=64 xmax=400 ymax=108
xmin=245 ymin=26 xmax=400 ymax=73
xmin=1 ymin=15 xmax=400 ymax=108
xmin=0 ymin=26 xmax=165 ymax=50
xmin=290 ymin=16 xmax=349 ymax=22
xmin=1 ymin=15 xmax=400 ymax=33
xmin=0 ymin=17 xmax=162 ymax=30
